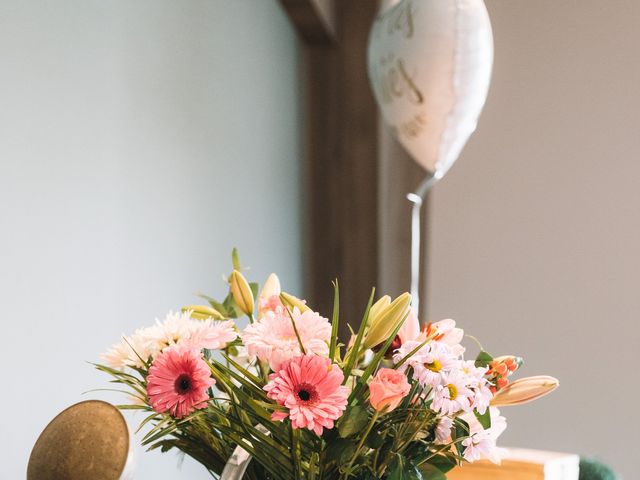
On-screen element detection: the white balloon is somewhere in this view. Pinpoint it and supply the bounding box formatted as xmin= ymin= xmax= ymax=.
xmin=367 ymin=0 xmax=494 ymax=176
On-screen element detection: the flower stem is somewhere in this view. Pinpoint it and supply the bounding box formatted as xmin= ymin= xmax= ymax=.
xmin=290 ymin=425 xmax=302 ymax=480
xmin=341 ymin=411 xmax=380 ymax=479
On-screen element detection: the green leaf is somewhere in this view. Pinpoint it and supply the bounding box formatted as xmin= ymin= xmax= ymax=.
xmin=342 ymin=288 xmax=376 ymax=382
xmin=474 ymin=408 xmax=491 ymax=430
xmin=197 ymin=294 xmax=230 ymax=317
xmin=394 ymin=338 xmax=429 ymax=369
xmin=417 ymin=463 xmax=447 ymax=480
xmin=338 ymin=405 xmax=369 ymax=438
xmin=249 ymin=282 xmax=259 ymax=299
xmin=474 ymin=350 xmax=493 ymax=368
xmin=232 ymin=247 xmax=241 ymax=270
xmin=428 ymin=454 xmax=457 ymax=474
xmin=325 ymin=437 xmax=357 ymax=465
xmin=309 ymin=452 xmax=319 ymax=480
xmin=453 ymin=418 xmax=471 ymax=457
xmin=364 ymin=428 xmax=385 ymax=449
xmin=222 ymin=292 xmax=240 ymax=318
xmin=329 ymin=280 xmax=340 ymax=362
xmin=386 ymin=453 xmax=423 ymax=480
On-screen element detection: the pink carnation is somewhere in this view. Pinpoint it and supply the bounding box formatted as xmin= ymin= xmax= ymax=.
xmin=146 ymin=347 xmax=214 ymax=418
xmin=264 ymin=355 xmax=348 ymax=435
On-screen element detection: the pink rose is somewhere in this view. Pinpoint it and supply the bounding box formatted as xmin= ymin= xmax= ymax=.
xmin=369 ymin=368 xmax=411 ymax=412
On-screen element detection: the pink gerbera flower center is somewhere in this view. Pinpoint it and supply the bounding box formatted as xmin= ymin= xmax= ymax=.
xmin=175 ymin=373 xmax=193 ymax=394
xmin=296 ymin=383 xmax=318 ymax=403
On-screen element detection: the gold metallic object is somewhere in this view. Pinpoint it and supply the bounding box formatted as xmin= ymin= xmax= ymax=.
xmin=27 ymin=400 xmax=130 ymax=480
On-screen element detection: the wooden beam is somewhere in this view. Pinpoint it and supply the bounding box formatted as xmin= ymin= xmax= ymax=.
xmin=279 ymin=0 xmax=336 ymax=44
xmin=293 ymin=1 xmax=380 ymax=333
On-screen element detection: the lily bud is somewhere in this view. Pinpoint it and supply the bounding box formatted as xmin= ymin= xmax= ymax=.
xmin=182 ymin=305 xmax=225 ymax=320
xmin=258 ymin=273 xmax=281 ymax=318
xmin=491 ymin=375 xmax=559 ymax=407
xmin=260 ymin=273 xmax=281 ymax=300
xmin=279 ymin=292 xmax=310 ymax=313
xmin=367 ymin=295 xmax=391 ymax=326
xmin=229 ymin=270 xmax=255 ymax=317
xmin=363 ymin=293 xmax=412 ymax=350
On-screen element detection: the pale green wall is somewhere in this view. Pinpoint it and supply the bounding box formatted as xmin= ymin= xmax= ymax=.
xmin=0 ymin=1 xmax=302 ymax=478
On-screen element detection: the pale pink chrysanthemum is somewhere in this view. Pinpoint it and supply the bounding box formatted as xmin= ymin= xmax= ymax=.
xmin=146 ymin=347 xmax=214 ymax=418
xmin=264 ymin=355 xmax=349 ymax=435
xmin=259 ymin=294 xmax=285 ymax=318
xmin=242 ymin=308 xmax=331 ymax=371
xmin=101 ymin=330 xmax=157 ymax=369
xmin=142 ymin=311 xmax=194 ymax=351
xmin=181 ymin=319 xmax=237 ymax=351
xmin=101 ymin=338 xmax=137 ymax=369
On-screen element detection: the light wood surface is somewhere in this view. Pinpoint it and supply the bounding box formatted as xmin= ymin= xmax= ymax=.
xmin=448 ymin=448 xmax=580 ymax=480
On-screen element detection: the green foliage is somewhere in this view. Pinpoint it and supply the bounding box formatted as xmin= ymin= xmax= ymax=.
xmin=387 ymin=454 xmax=423 ymax=480
xmin=417 ymin=463 xmax=447 ymax=480
xmin=474 ymin=350 xmax=493 ymax=368
xmin=474 ymin=408 xmax=491 ymax=430
xmin=338 ymin=406 xmax=369 ymax=438
xmin=579 ymin=457 xmax=619 ymax=480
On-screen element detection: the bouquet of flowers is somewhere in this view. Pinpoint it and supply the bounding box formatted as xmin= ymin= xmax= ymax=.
xmin=98 ymin=251 xmax=558 ymax=479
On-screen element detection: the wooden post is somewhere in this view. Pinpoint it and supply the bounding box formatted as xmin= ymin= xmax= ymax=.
xmin=281 ymin=0 xmax=380 ymax=334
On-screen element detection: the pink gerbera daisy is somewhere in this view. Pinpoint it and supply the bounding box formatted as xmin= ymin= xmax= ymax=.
xmin=146 ymin=347 xmax=214 ymax=418
xmin=264 ymin=355 xmax=349 ymax=435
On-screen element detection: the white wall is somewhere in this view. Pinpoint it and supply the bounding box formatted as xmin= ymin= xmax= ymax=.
xmin=0 ymin=1 xmax=302 ymax=478
xmin=429 ymin=1 xmax=639 ymax=478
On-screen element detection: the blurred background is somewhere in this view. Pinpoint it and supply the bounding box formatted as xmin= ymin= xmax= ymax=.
xmin=1 ymin=0 xmax=638 ymax=479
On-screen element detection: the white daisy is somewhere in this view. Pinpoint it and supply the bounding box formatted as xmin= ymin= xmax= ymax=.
xmin=431 ymin=370 xmax=474 ymax=415
xmin=393 ymin=340 xmax=457 ymax=388
xmin=434 ymin=416 xmax=454 ymax=444
xmin=460 ymin=407 xmax=507 ymax=464
xmin=460 ymin=360 xmax=493 ymax=414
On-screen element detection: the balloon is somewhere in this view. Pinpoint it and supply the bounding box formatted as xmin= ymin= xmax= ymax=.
xmin=367 ymin=0 xmax=494 ymax=176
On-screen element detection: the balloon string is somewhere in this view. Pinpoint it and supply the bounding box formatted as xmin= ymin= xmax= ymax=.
xmin=406 ymin=170 xmax=443 ymax=324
